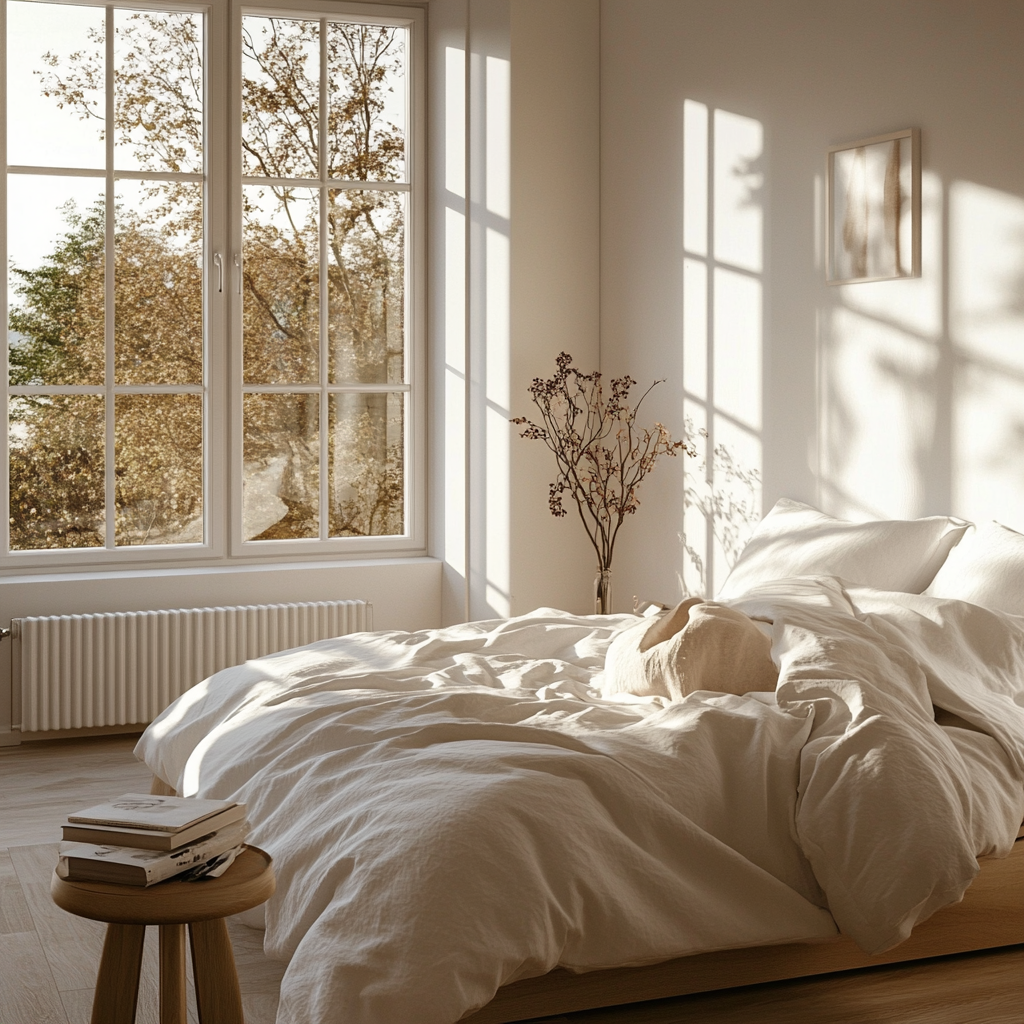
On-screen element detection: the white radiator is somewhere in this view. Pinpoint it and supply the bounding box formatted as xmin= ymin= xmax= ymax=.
xmin=14 ymin=600 xmax=372 ymax=733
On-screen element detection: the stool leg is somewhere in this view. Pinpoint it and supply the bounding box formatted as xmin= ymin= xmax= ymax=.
xmin=189 ymin=917 xmax=245 ymax=1024
xmin=91 ymin=922 xmax=145 ymax=1024
xmin=159 ymin=923 xmax=188 ymax=1024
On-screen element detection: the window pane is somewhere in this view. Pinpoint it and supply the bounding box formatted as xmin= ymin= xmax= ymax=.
xmin=243 ymin=185 xmax=320 ymax=384
xmin=329 ymin=391 xmax=403 ymax=537
xmin=115 ymin=181 xmax=203 ymax=385
xmin=6 ymin=1 xmax=105 ymax=169
xmin=114 ymin=394 xmax=203 ymax=545
xmin=328 ymin=190 xmax=404 ymax=384
xmin=244 ymin=393 xmax=319 ymax=540
xmin=9 ymin=395 xmax=104 ymax=549
xmin=241 ymin=16 xmax=319 ymax=179
xmin=114 ymin=10 xmax=203 ymax=174
xmin=8 ymin=177 xmax=104 ymax=386
xmin=328 ymin=22 xmax=406 ymax=182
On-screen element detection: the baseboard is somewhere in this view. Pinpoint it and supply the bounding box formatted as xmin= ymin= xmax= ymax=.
xmin=7 ymin=723 xmax=146 ymax=744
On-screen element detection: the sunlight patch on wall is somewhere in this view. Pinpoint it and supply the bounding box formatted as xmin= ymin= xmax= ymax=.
xmin=445 ymin=208 xmax=466 ymax=577
xmin=820 ymin=171 xmax=1024 ymax=532
xmin=713 ymin=268 xmax=762 ymax=430
xmin=485 ymin=224 xmax=511 ymax=616
xmin=713 ymin=110 xmax=763 ymax=274
xmin=949 ymin=181 xmax=1024 ymax=528
xmin=682 ymin=259 xmax=708 ymax=401
xmin=476 ymin=53 xmax=511 ymax=618
xmin=823 ymin=308 xmax=938 ymax=518
xmin=681 ymin=100 xmax=764 ymax=598
xmin=820 ymin=171 xmax=945 ymax=521
xmin=486 ymin=55 xmax=511 ymax=220
xmin=681 ymin=398 xmax=709 ymax=598
xmin=445 ymin=47 xmax=465 ymax=198
xmin=444 ymin=47 xmax=467 ymax=581
xmin=683 ymin=100 xmax=708 ymax=257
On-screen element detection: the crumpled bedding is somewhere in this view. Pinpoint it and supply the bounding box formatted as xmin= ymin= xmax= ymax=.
xmin=135 ymin=578 xmax=1024 ymax=1024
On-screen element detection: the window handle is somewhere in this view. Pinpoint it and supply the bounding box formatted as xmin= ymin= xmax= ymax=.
xmin=234 ymin=253 xmax=242 ymax=295
xmin=213 ymin=252 xmax=224 ymax=293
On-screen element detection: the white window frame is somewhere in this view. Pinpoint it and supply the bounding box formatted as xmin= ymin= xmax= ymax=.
xmin=230 ymin=0 xmax=425 ymax=558
xmin=0 ymin=0 xmax=425 ymax=571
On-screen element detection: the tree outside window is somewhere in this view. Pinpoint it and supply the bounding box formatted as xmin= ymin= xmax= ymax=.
xmin=5 ymin=1 xmax=412 ymax=554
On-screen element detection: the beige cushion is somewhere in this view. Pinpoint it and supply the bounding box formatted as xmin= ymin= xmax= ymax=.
xmin=602 ymin=598 xmax=778 ymax=700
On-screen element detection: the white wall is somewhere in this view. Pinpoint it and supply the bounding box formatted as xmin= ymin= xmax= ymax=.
xmin=600 ymin=0 xmax=1024 ymax=604
xmin=429 ymin=0 xmax=600 ymax=622
xmin=509 ymin=0 xmax=601 ymax=615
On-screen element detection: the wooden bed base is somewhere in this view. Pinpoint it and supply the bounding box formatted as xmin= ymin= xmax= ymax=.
xmin=150 ymin=777 xmax=1023 ymax=1024
xmin=462 ymin=835 xmax=1024 ymax=1023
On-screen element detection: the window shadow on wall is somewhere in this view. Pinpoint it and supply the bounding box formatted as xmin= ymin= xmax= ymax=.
xmin=681 ymin=100 xmax=765 ymax=598
xmin=819 ymin=175 xmax=1024 ymax=532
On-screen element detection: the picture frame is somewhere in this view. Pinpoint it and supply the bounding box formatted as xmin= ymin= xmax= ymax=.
xmin=826 ymin=128 xmax=920 ymax=284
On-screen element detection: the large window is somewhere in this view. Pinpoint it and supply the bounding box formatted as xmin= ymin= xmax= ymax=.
xmin=1 ymin=0 xmax=423 ymax=566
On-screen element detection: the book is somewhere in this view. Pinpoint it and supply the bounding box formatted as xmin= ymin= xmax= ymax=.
xmin=57 ymin=820 xmax=251 ymax=887
xmin=62 ymin=803 xmax=247 ymax=851
xmin=67 ymin=793 xmax=240 ymax=833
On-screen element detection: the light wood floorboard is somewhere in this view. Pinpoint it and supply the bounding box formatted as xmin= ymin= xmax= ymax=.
xmin=0 ymin=847 xmax=33 ymax=934
xmin=1 ymin=734 xmax=1022 ymax=1024
xmin=0 ymin=929 xmax=69 ymax=1024
xmin=0 ymin=733 xmax=152 ymax=847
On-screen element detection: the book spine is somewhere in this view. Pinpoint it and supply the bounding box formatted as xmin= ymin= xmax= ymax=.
xmin=62 ymin=806 xmax=246 ymax=850
xmin=140 ymin=836 xmax=238 ymax=883
xmin=60 ymin=822 xmax=250 ymax=886
xmin=66 ymin=797 xmax=240 ymax=832
xmin=142 ymin=823 xmax=252 ymax=883
xmin=62 ymin=825 xmax=171 ymax=850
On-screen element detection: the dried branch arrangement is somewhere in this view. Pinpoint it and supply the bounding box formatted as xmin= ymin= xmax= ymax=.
xmin=512 ymin=352 xmax=695 ymax=574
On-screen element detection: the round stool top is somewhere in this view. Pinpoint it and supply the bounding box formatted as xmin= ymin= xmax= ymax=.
xmin=51 ymin=845 xmax=275 ymax=925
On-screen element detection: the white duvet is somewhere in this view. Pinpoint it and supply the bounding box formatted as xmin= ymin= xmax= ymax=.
xmin=136 ymin=577 xmax=1024 ymax=1024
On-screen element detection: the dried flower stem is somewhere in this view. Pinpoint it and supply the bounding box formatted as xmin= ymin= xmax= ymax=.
xmin=512 ymin=352 xmax=696 ymax=571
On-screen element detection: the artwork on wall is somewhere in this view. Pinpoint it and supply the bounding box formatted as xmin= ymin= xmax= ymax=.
xmin=826 ymin=128 xmax=920 ymax=284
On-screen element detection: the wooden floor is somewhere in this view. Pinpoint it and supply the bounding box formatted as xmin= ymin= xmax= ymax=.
xmin=1 ymin=735 xmax=1021 ymax=1024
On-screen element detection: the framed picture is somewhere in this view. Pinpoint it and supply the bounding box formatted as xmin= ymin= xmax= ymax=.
xmin=826 ymin=128 xmax=920 ymax=284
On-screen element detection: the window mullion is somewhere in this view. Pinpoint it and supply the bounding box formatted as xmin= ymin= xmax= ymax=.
xmin=319 ymin=16 xmax=329 ymax=541
xmin=1 ymin=0 xmax=9 ymax=556
xmin=104 ymin=4 xmax=116 ymax=550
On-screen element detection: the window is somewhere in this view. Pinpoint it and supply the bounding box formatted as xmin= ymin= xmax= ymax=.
xmin=2 ymin=0 xmax=423 ymax=567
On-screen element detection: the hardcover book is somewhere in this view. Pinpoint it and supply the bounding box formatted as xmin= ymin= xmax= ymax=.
xmin=57 ymin=820 xmax=251 ymax=886
xmin=62 ymin=803 xmax=247 ymax=851
xmin=66 ymin=793 xmax=240 ymax=833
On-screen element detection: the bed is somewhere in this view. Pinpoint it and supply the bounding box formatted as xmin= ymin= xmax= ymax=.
xmin=137 ymin=500 xmax=1024 ymax=1024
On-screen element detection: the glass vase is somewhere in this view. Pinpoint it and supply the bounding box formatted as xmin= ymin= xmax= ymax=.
xmin=594 ymin=568 xmax=612 ymax=615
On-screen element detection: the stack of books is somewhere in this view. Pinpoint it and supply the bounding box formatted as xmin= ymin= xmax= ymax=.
xmin=57 ymin=793 xmax=250 ymax=887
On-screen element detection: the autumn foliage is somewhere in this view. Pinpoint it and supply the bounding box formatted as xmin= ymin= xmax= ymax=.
xmin=8 ymin=9 xmax=406 ymax=550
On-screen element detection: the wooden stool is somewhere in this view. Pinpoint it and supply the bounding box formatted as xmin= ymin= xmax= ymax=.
xmin=51 ymin=845 xmax=275 ymax=1024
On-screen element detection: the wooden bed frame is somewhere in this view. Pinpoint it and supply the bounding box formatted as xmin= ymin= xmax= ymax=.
xmin=463 ymin=831 xmax=1024 ymax=1023
xmin=150 ymin=779 xmax=1024 ymax=1024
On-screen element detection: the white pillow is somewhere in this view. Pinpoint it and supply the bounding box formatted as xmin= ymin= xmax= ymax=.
xmin=924 ymin=521 xmax=1024 ymax=615
xmin=715 ymin=499 xmax=970 ymax=600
